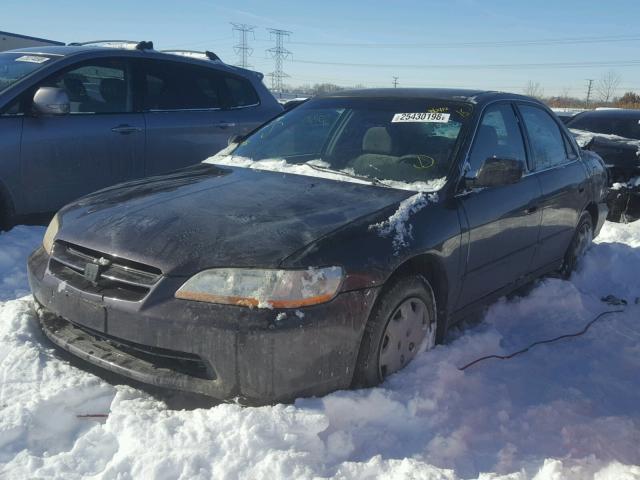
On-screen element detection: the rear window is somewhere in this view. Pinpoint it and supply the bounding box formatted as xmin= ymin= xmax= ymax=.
xmin=568 ymin=113 xmax=640 ymax=140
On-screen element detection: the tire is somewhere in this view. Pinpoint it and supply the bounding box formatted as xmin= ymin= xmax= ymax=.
xmin=352 ymin=275 xmax=437 ymax=388
xmin=560 ymin=212 xmax=593 ymax=278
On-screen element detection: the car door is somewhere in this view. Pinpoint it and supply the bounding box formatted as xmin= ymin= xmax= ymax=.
xmin=517 ymin=103 xmax=589 ymax=271
xmin=140 ymin=59 xmax=262 ymax=176
xmin=457 ymin=102 xmax=543 ymax=307
xmin=20 ymin=57 xmax=145 ymax=214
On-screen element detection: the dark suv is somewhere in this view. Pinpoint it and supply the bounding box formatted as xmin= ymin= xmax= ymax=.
xmin=0 ymin=41 xmax=282 ymax=228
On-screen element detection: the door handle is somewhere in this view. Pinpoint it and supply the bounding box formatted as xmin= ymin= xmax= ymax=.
xmin=111 ymin=125 xmax=142 ymax=134
xmin=578 ymin=186 xmax=585 ymax=194
xmin=215 ymin=122 xmax=236 ymax=129
xmin=523 ymin=205 xmax=539 ymax=215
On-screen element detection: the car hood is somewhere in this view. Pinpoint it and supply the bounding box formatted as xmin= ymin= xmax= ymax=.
xmin=56 ymin=164 xmax=413 ymax=276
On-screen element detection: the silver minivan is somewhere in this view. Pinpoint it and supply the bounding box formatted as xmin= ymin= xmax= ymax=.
xmin=0 ymin=41 xmax=283 ymax=228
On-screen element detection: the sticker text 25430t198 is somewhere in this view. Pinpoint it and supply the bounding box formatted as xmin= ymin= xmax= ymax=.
xmin=392 ymin=112 xmax=450 ymax=123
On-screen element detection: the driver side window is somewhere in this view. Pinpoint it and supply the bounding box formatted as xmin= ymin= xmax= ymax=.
xmin=41 ymin=59 xmax=131 ymax=114
xmin=467 ymin=103 xmax=527 ymax=177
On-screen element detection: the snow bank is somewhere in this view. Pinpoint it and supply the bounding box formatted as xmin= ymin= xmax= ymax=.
xmin=203 ymin=155 xmax=447 ymax=192
xmin=1 ymin=222 xmax=640 ymax=479
xmin=0 ymin=226 xmax=44 ymax=301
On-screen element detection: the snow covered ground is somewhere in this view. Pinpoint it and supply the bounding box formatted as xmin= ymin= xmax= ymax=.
xmin=0 ymin=222 xmax=639 ymax=479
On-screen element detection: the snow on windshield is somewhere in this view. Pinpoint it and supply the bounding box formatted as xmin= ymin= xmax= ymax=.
xmin=203 ymin=153 xmax=448 ymax=192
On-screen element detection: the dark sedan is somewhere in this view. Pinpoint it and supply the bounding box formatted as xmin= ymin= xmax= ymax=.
xmin=28 ymin=89 xmax=608 ymax=404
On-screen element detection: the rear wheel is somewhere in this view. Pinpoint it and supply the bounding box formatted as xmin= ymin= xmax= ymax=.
xmin=352 ymin=275 xmax=437 ymax=388
xmin=560 ymin=212 xmax=593 ymax=277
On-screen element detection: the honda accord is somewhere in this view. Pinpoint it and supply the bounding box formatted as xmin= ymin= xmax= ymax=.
xmin=28 ymin=89 xmax=608 ymax=404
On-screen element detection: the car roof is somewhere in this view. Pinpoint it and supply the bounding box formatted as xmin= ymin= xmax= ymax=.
xmin=318 ymin=87 xmax=538 ymax=105
xmin=2 ymin=45 xmax=262 ymax=78
xmin=573 ymin=108 xmax=640 ymax=119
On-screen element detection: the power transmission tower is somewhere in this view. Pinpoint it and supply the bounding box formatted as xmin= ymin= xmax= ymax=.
xmin=392 ymin=76 xmax=399 ymax=88
xmin=266 ymin=28 xmax=292 ymax=98
xmin=231 ymin=23 xmax=255 ymax=68
xmin=585 ymin=79 xmax=594 ymax=107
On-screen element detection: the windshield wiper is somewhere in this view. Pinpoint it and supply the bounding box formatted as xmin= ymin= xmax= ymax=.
xmin=304 ymin=163 xmax=391 ymax=187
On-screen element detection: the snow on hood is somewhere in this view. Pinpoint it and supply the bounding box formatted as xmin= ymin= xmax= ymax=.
xmin=203 ymin=151 xmax=447 ymax=193
xmin=569 ymin=128 xmax=640 ymax=157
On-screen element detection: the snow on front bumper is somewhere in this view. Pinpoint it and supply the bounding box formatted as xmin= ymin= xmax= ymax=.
xmin=27 ymin=247 xmax=378 ymax=404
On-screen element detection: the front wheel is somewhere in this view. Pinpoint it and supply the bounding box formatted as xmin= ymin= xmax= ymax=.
xmin=560 ymin=212 xmax=593 ymax=277
xmin=352 ymin=275 xmax=437 ymax=388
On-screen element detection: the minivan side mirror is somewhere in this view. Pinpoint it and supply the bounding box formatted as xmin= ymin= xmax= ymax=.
xmin=471 ymin=157 xmax=524 ymax=188
xmin=32 ymin=87 xmax=70 ymax=116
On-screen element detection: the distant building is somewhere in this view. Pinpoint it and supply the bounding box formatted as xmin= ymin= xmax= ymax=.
xmin=0 ymin=31 xmax=64 ymax=52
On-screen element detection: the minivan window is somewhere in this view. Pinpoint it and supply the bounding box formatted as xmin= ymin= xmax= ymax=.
xmin=519 ymin=105 xmax=567 ymax=170
xmin=467 ymin=103 xmax=527 ymax=176
xmin=43 ymin=59 xmax=131 ymax=114
xmin=224 ymin=76 xmax=259 ymax=107
xmin=142 ymin=61 xmax=224 ymax=111
xmin=0 ymin=53 xmax=56 ymax=93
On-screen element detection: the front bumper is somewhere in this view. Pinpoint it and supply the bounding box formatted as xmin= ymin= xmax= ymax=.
xmin=28 ymin=247 xmax=378 ymax=404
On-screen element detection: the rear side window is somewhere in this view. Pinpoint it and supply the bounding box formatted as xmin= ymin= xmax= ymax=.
xmin=467 ymin=103 xmax=527 ymax=176
xmin=224 ymin=76 xmax=259 ymax=108
xmin=519 ymin=105 xmax=568 ymax=170
xmin=142 ymin=61 xmax=224 ymax=111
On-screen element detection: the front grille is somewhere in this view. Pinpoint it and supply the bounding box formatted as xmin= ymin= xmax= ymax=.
xmin=70 ymin=319 xmax=215 ymax=380
xmin=49 ymin=241 xmax=162 ymax=301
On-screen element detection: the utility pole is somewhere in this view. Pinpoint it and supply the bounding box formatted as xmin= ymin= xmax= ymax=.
xmin=266 ymin=28 xmax=292 ymax=98
xmin=231 ymin=23 xmax=255 ymax=68
xmin=392 ymin=76 xmax=399 ymax=88
xmin=585 ymin=79 xmax=594 ymax=108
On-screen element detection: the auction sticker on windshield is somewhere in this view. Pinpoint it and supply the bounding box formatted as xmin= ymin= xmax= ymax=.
xmin=15 ymin=55 xmax=50 ymax=64
xmin=392 ymin=112 xmax=450 ymax=123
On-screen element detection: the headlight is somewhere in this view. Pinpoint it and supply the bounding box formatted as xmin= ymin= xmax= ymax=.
xmin=175 ymin=267 xmax=344 ymax=308
xmin=42 ymin=214 xmax=60 ymax=255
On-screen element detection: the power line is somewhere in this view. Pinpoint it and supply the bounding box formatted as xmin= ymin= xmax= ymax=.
xmin=266 ymin=28 xmax=292 ymax=97
xmin=291 ymin=58 xmax=640 ymax=70
xmin=286 ymin=34 xmax=640 ymax=49
xmin=392 ymin=76 xmax=399 ymax=88
xmin=231 ymin=23 xmax=255 ymax=68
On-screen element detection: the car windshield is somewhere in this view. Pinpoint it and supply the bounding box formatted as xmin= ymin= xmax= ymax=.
xmin=209 ymin=97 xmax=472 ymax=190
xmin=0 ymin=52 xmax=56 ymax=93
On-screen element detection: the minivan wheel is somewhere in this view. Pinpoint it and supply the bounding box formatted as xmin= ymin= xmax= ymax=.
xmin=352 ymin=275 xmax=437 ymax=388
xmin=561 ymin=212 xmax=593 ymax=277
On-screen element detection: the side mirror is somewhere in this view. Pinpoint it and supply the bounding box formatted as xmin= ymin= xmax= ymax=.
xmin=228 ymin=134 xmax=245 ymax=146
xmin=471 ymin=157 xmax=523 ymax=188
xmin=32 ymin=87 xmax=70 ymax=116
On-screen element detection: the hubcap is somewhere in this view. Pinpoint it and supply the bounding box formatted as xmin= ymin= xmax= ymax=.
xmin=378 ymin=297 xmax=434 ymax=379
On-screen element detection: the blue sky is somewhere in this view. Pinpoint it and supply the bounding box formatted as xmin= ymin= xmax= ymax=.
xmin=3 ymin=0 xmax=640 ymax=97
